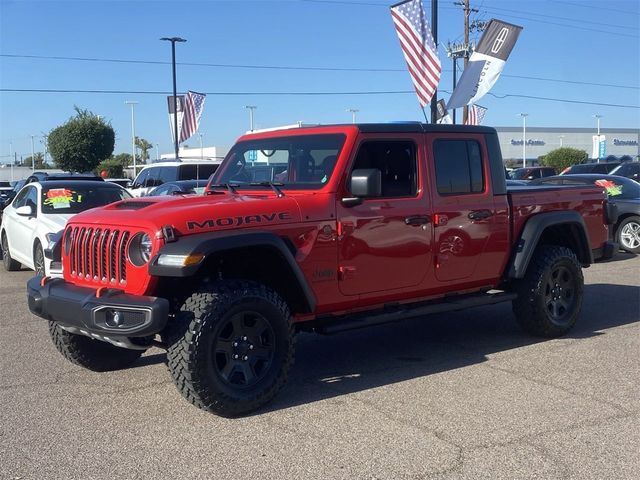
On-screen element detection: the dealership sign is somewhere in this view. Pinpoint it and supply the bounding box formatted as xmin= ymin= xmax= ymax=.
xmin=510 ymin=139 xmax=545 ymax=146
xmin=613 ymin=139 xmax=638 ymax=146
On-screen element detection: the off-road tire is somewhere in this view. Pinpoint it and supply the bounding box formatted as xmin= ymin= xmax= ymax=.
xmin=33 ymin=241 xmax=45 ymax=276
xmin=165 ymin=280 xmax=294 ymax=417
xmin=48 ymin=322 xmax=144 ymax=371
xmin=616 ymin=215 xmax=640 ymax=254
xmin=512 ymin=245 xmax=583 ymax=337
xmin=1 ymin=232 xmax=21 ymax=271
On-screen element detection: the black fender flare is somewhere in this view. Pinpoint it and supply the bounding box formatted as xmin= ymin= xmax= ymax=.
xmin=148 ymin=230 xmax=316 ymax=312
xmin=508 ymin=211 xmax=593 ymax=279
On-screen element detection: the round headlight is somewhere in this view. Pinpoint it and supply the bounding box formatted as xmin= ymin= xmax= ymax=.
xmin=128 ymin=232 xmax=153 ymax=267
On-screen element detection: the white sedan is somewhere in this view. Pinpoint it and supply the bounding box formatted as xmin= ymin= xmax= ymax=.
xmin=1 ymin=180 xmax=131 ymax=276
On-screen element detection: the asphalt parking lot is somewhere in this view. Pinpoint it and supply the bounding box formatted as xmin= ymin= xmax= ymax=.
xmin=1 ymin=254 xmax=638 ymax=480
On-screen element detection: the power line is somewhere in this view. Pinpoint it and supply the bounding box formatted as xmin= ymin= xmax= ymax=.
xmin=551 ymin=0 xmax=640 ymax=16
xmin=2 ymin=87 xmax=638 ymax=109
xmin=2 ymin=54 xmax=638 ymax=90
xmin=480 ymin=4 xmax=638 ymax=31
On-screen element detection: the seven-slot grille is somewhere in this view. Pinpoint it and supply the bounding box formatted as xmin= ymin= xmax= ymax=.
xmin=66 ymin=226 xmax=131 ymax=285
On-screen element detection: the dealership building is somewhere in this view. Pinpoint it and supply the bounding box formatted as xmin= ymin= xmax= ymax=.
xmin=494 ymin=126 xmax=639 ymax=165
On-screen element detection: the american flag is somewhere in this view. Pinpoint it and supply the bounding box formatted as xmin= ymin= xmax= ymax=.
xmin=465 ymin=104 xmax=488 ymax=125
xmin=390 ymin=0 xmax=441 ymax=108
xmin=179 ymin=91 xmax=206 ymax=143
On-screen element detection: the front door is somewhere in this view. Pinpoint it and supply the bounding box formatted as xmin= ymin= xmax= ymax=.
xmin=337 ymin=136 xmax=433 ymax=296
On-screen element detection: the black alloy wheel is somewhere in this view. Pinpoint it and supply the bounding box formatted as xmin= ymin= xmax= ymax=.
xmin=543 ymin=264 xmax=577 ymax=327
xmin=213 ymin=311 xmax=276 ymax=388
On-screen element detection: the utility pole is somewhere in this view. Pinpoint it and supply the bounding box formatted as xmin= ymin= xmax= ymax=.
xmin=30 ymin=135 xmax=36 ymax=172
xmin=453 ymin=0 xmax=480 ymax=124
xmin=125 ymin=101 xmax=139 ymax=176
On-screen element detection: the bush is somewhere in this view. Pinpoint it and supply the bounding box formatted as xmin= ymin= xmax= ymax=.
xmin=540 ymin=147 xmax=588 ymax=172
xmin=95 ymin=158 xmax=124 ymax=178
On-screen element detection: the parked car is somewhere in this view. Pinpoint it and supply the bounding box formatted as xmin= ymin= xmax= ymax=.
xmin=147 ymin=179 xmax=208 ymax=196
xmin=1 ymin=180 xmax=131 ymax=276
xmin=28 ymin=123 xmax=614 ymax=417
xmin=531 ymin=174 xmax=640 ymax=253
xmin=105 ymin=178 xmax=132 ymax=188
xmin=25 ymin=171 xmax=103 ymax=184
xmin=0 ymin=181 xmax=13 ymax=205
xmin=560 ymin=162 xmax=621 ymax=175
xmin=609 ymin=162 xmax=639 ymax=182
xmin=128 ymin=160 xmax=221 ymax=197
xmin=1 ymin=179 xmax=27 ymax=221
xmin=511 ymin=167 xmax=557 ymax=180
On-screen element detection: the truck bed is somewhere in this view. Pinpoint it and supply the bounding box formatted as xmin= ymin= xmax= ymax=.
xmin=507 ymin=184 xmax=609 ymax=252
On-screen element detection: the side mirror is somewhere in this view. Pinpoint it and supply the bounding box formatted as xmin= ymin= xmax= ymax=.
xmin=16 ymin=205 xmax=34 ymax=217
xmin=342 ymin=169 xmax=382 ymax=207
xmin=351 ymin=169 xmax=382 ymax=197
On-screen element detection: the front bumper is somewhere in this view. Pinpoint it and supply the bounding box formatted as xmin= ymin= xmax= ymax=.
xmin=27 ymin=276 xmax=169 ymax=337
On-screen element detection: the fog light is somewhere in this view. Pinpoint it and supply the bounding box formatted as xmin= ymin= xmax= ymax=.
xmin=105 ymin=310 xmax=124 ymax=328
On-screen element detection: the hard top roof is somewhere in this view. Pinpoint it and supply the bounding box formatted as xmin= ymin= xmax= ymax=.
xmin=242 ymin=122 xmax=497 ymax=136
xmin=38 ymin=179 xmax=125 ymax=188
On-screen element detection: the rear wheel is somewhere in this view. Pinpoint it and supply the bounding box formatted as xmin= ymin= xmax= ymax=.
xmin=616 ymin=216 xmax=640 ymax=254
xmin=48 ymin=322 xmax=144 ymax=371
xmin=512 ymin=245 xmax=583 ymax=337
xmin=1 ymin=232 xmax=21 ymax=271
xmin=165 ymin=280 xmax=294 ymax=417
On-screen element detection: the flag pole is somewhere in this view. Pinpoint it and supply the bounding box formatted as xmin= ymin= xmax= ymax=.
xmin=430 ymin=0 xmax=438 ymax=123
xmin=421 ymin=107 xmax=429 ymax=123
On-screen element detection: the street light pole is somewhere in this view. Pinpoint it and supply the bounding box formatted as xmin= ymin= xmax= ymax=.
xmin=161 ymin=36 xmax=187 ymax=160
xmin=559 ymin=135 xmax=564 ymax=147
xmin=346 ymin=108 xmax=359 ymax=124
xmin=198 ymin=132 xmax=204 ymax=160
xmin=155 ymin=144 xmax=160 ymax=161
xmin=30 ymin=134 xmax=35 ymax=172
xmin=244 ymin=105 xmax=257 ymax=131
xmin=593 ymin=114 xmax=603 ymax=163
xmin=125 ymin=101 xmax=139 ymax=177
xmin=9 ymin=141 xmax=13 ymax=181
xmin=519 ymin=113 xmax=528 ymax=168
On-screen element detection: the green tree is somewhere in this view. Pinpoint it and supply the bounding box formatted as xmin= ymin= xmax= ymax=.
xmin=23 ymin=153 xmax=46 ymax=169
xmin=135 ymin=137 xmax=153 ymax=163
xmin=48 ymin=107 xmax=115 ymax=172
xmin=111 ymin=153 xmax=133 ymax=168
xmin=540 ymin=147 xmax=588 ymax=172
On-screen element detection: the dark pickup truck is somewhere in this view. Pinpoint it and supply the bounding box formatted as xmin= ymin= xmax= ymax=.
xmin=26 ymin=123 xmax=616 ymax=416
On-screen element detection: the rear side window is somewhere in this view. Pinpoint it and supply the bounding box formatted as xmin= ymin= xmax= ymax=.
xmin=434 ymin=140 xmax=484 ymax=195
xmin=179 ymin=164 xmax=219 ymax=181
xmin=158 ymin=167 xmax=176 ymax=184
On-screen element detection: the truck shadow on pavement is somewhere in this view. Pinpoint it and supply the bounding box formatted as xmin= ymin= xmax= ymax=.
xmin=258 ymin=282 xmax=639 ymax=414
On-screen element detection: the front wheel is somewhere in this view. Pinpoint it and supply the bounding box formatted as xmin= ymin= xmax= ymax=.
xmin=512 ymin=245 xmax=584 ymax=337
xmin=165 ymin=280 xmax=294 ymax=417
xmin=34 ymin=242 xmax=45 ymax=276
xmin=616 ymin=216 xmax=640 ymax=254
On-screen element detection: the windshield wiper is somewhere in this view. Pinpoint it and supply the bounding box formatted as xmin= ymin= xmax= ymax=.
xmin=249 ymin=182 xmax=285 ymax=197
xmin=208 ymin=183 xmax=239 ymax=194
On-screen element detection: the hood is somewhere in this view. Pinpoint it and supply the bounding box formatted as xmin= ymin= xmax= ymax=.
xmin=40 ymin=212 xmax=75 ymax=232
xmin=68 ymin=192 xmax=303 ymax=235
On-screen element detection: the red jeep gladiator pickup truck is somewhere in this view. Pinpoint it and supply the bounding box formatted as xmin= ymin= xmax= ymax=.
xmin=26 ymin=123 xmax=617 ymax=416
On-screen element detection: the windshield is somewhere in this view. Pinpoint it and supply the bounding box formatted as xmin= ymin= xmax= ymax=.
xmin=41 ymin=185 xmax=132 ymax=214
xmin=211 ymin=134 xmax=346 ymax=189
xmin=593 ymin=178 xmax=640 ymax=200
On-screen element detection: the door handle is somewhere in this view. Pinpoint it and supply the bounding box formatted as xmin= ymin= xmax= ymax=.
xmin=468 ymin=210 xmax=493 ymax=221
xmin=404 ymin=215 xmax=431 ymax=226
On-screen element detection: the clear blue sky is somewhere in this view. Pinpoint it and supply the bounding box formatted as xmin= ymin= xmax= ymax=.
xmin=1 ymin=0 xmax=638 ymax=162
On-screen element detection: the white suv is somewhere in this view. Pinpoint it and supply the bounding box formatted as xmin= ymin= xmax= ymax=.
xmin=128 ymin=160 xmax=221 ymax=197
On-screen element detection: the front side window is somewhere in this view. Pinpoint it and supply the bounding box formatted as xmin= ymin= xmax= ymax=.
xmin=133 ymin=169 xmax=150 ymax=188
xmin=211 ymin=134 xmax=345 ymax=189
xmin=11 ymin=186 xmax=30 ymax=207
xmin=434 ymin=140 xmax=485 ymax=195
xmin=350 ymin=140 xmax=417 ymax=197
xmin=41 ymin=186 xmax=131 ymax=214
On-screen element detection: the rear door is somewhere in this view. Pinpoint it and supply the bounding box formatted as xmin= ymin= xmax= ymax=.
xmin=427 ymin=135 xmax=503 ymax=283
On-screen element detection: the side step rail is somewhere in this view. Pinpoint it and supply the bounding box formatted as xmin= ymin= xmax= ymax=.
xmin=310 ymin=291 xmax=517 ymax=334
